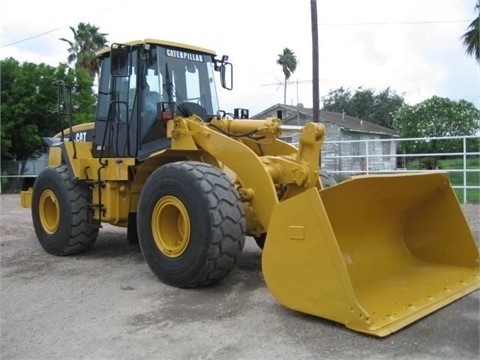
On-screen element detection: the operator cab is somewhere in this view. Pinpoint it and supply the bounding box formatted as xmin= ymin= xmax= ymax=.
xmin=92 ymin=39 xmax=232 ymax=160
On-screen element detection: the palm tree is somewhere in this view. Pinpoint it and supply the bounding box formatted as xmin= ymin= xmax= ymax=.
xmin=461 ymin=1 xmax=480 ymax=63
xmin=277 ymin=48 xmax=298 ymax=104
xmin=60 ymin=22 xmax=109 ymax=80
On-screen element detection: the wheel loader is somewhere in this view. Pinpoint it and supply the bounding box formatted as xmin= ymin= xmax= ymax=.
xmin=20 ymin=39 xmax=479 ymax=337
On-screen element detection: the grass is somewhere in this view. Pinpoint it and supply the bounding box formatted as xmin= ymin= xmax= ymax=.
xmin=331 ymin=157 xmax=480 ymax=204
xmin=407 ymin=157 xmax=480 ymax=204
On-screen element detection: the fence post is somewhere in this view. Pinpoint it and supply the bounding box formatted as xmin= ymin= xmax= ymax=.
xmin=463 ymin=137 xmax=467 ymax=204
xmin=365 ymin=140 xmax=369 ymax=175
xmin=321 ymin=135 xmax=479 ymax=204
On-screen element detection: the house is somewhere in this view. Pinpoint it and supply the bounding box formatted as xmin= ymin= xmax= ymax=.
xmin=252 ymin=104 xmax=399 ymax=174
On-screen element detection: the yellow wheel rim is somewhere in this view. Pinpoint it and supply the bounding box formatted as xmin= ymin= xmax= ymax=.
xmin=39 ymin=189 xmax=60 ymax=234
xmin=152 ymin=196 xmax=190 ymax=258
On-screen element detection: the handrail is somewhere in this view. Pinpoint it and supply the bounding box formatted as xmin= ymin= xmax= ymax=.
xmin=319 ymin=135 xmax=480 ymax=204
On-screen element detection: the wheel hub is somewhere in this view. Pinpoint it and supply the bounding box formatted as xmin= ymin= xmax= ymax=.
xmin=39 ymin=189 xmax=60 ymax=234
xmin=151 ymin=196 xmax=190 ymax=257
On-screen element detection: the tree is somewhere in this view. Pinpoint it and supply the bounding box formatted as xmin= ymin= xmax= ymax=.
xmin=393 ymin=96 xmax=480 ymax=155
xmin=277 ymin=48 xmax=298 ymax=104
xmin=1 ymin=58 xmax=96 ymax=164
xmin=60 ymin=22 xmax=109 ymax=80
xmin=322 ymin=86 xmax=405 ymax=128
xmin=461 ymin=0 xmax=480 ymax=63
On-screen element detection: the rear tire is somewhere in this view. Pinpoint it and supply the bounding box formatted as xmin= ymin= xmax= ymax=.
xmin=137 ymin=161 xmax=246 ymax=288
xmin=31 ymin=165 xmax=99 ymax=255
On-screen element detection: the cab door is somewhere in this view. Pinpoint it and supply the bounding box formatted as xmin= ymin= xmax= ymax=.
xmin=93 ymin=46 xmax=138 ymax=159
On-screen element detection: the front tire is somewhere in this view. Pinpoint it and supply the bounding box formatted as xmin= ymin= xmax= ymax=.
xmin=253 ymin=234 xmax=266 ymax=250
xmin=31 ymin=165 xmax=99 ymax=255
xmin=137 ymin=161 xmax=245 ymax=288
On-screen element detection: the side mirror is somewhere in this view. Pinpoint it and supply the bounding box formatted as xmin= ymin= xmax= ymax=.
xmin=220 ymin=61 xmax=233 ymax=90
xmin=111 ymin=44 xmax=131 ymax=77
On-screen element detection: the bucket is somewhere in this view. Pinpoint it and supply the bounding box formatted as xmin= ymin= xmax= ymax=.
xmin=262 ymin=172 xmax=480 ymax=336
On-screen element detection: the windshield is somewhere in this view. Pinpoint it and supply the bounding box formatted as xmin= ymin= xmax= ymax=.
xmin=145 ymin=45 xmax=220 ymax=118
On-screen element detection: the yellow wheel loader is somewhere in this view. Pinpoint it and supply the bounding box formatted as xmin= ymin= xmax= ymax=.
xmin=21 ymin=39 xmax=479 ymax=337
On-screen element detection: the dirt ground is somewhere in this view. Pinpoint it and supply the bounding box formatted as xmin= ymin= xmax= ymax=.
xmin=0 ymin=194 xmax=479 ymax=360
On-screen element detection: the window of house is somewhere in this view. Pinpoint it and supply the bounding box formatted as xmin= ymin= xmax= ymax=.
xmin=382 ymin=141 xmax=391 ymax=161
xmin=368 ymin=140 xmax=375 ymax=155
xmin=352 ymin=135 xmax=360 ymax=163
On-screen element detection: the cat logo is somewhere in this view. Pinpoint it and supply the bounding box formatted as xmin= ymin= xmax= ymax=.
xmin=166 ymin=49 xmax=204 ymax=62
xmin=75 ymin=132 xmax=87 ymax=142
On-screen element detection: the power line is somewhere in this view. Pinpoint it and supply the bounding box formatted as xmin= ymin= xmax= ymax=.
xmin=261 ymin=79 xmax=314 ymax=91
xmin=0 ymin=19 xmax=469 ymax=49
xmin=318 ymin=20 xmax=469 ymax=26
xmin=1 ymin=27 xmax=64 ymax=48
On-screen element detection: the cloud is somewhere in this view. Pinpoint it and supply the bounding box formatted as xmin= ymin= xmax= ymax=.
xmin=1 ymin=0 xmax=478 ymax=115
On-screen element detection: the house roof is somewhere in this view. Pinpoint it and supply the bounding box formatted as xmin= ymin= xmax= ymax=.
xmin=253 ymin=104 xmax=398 ymax=137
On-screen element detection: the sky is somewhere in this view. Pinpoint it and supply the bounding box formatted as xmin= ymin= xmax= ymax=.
xmin=1 ymin=0 xmax=479 ymax=116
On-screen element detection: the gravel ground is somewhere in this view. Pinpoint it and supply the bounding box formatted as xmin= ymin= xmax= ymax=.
xmin=0 ymin=194 xmax=479 ymax=360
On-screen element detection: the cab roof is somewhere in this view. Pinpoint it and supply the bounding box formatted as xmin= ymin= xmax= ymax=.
xmin=96 ymin=39 xmax=217 ymax=57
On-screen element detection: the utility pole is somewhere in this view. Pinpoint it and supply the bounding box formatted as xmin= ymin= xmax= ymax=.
xmin=311 ymin=0 xmax=320 ymax=123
